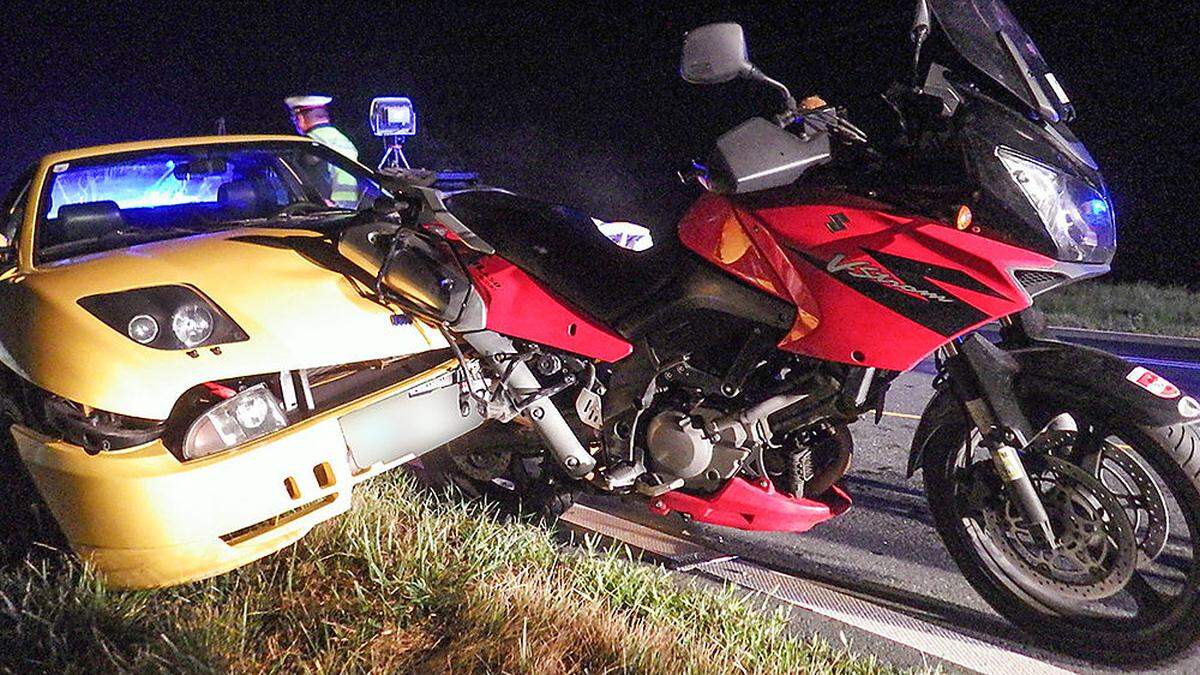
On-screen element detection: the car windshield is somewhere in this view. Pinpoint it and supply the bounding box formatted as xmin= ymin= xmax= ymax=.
xmin=928 ymin=0 xmax=1071 ymax=122
xmin=36 ymin=141 xmax=385 ymax=263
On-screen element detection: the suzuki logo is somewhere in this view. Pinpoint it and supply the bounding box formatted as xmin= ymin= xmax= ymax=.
xmin=826 ymin=212 xmax=850 ymax=233
xmin=825 ymin=254 xmax=955 ymax=303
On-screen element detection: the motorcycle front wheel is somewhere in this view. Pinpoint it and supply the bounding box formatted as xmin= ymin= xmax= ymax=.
xmin=420 ymin=421 xmax=578 ymax=521
xmin=922 ymin=388 xmax=1200 ymax=664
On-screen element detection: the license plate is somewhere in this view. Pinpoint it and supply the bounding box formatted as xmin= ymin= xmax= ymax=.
xmin=338 ymin=369 xmax=482 ymax=471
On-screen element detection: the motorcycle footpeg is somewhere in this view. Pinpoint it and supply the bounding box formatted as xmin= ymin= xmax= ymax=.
xmin=598 ymin=461 xmax=645 ymax=490
xmin=636 ymin=473 xmax=685 ymax=498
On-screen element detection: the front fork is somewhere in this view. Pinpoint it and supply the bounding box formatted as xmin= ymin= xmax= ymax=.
xmin=939 ymin=323 xmax=1058 ymax=547
xmin=463 ymin=331 xmax=597 ymax=479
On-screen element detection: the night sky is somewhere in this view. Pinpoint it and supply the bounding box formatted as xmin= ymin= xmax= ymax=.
xmin=3 ymin=1 xmax=1197 ymax=284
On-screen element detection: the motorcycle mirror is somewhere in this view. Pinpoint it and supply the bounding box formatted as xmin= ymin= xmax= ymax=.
xmin=680 ymin=23 xmax=754 ymax=85
xmin=681 ymin=23 xmax=798 ymax=118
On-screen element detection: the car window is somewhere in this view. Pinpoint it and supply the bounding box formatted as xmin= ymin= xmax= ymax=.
xmin=44 ymin=153 xmax=292 ymax=219
xmin=285 ymin=152 xmax=383 ymax=209
xmin=34 ymin=142 xmax=385 ymax=263
xmin=2 ymin=170 xmax=33 ymax=246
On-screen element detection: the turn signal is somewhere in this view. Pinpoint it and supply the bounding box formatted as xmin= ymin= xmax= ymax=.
xmin=955 ymin=205 xmax=973 ymax=230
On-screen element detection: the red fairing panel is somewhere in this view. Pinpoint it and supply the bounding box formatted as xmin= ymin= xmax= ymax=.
xmin=679 ymin=191 xmax=1058 ymax=371
xmin=466 ymin=255 xmax=634 ymax=362
xmin=650 ymin=477 xmax=851 ymax=533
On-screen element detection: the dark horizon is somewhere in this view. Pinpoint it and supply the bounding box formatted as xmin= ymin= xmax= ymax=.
xmin=3 ymin=1 xmax=1197 ymax=285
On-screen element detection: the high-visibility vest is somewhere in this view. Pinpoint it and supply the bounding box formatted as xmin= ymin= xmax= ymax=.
xmin=306 ymin=125 xmax=360 ymax=206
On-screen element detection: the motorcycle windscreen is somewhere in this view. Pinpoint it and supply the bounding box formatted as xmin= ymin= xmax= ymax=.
xmin=927 ymin=0 xmax=1071 ymax=121
xmin=678 ymin=191 xmax=1058 ymax=371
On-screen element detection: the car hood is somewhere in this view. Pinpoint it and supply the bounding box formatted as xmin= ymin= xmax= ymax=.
xmin=0 ymin=227 xmax=446 ymax=419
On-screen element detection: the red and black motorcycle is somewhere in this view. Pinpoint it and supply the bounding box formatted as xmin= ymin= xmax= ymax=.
xmin=344 ymin=0 xmax=1200 ymax=661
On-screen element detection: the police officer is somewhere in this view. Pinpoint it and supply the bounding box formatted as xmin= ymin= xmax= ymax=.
xmin=284 ymin=95 xmax=360 ymax=205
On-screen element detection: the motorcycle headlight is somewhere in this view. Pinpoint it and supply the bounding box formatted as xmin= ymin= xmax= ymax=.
xmin=78 ymin=285 xmax=248 ymax=350
xmin=996 ymin=146 xmax=1115 ymax=264
xmin=182 ymin=384 xmax=287 ymax=460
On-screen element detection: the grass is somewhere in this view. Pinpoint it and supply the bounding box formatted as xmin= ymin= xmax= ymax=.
xmin=1036 ymin=280 xmax=1200 ymax=337
xmin=0 ymin=473 xmax=894 ymax=674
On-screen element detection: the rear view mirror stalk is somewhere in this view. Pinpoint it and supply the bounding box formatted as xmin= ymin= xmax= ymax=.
xmin=911 ymin=0 xmax=932 ymax=86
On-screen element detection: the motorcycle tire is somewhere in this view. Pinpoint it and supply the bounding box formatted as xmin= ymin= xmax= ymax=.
xmin=922 ymin=387 xmax=1200 ymax=664
xmin=421 ymin=422 xmax=578 ymax=522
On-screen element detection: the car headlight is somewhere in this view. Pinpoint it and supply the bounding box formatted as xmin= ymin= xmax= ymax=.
xmin=78 ymin=285 xmax=248 ymax=350
xmin=996 ymin=146 xmax=1115 ymax=264
xmin=182 ymin=384 xmax=288 ymax=460
xmin=171 ymin=303 xmax=215 ymax=347
xmin=127 ymin=314 xmax=160 ymax=344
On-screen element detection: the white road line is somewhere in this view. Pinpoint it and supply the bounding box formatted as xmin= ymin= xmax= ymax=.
xmin=563 ymin=504 xmax=1076 ymax=675
xmin=696 ymin=558 xmax=1075 ymax=675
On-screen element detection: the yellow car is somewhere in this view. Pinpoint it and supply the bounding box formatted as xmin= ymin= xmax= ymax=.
xmin=0 ymin=135 xmax=475 ymax=588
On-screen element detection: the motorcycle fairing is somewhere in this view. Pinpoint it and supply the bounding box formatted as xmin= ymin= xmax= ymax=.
xmin=679 ymin=191 xmax=1058 ymax=371
xmin=651 ymin=476 xmax=851 ymax=532
xmin=465 ymin=254 xmax=634 ymax=363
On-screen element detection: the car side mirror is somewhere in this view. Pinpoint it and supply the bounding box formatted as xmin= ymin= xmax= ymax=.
xmin=680 ymin=23 xmax=753 ymax=85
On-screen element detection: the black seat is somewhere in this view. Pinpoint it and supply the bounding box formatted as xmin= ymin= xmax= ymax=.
xmin=53 ymin=201 xmax=125 ymax=244
xmin=218 ymin=179 xmax=271 ymax=219
xmin=443 ymin=190 xmax=692 ymax=326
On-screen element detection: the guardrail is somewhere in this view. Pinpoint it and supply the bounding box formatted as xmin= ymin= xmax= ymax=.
xmin=1041 ymin=326 xmax=1200 ymax=371
xmin=977 ymin=325 xmax=1200 ymax=391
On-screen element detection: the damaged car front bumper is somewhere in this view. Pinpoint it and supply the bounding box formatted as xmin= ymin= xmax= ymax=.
xmin=9 ymin=358 xmax=480 ymax=588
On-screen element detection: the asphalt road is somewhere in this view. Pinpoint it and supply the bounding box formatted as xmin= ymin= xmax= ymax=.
xmin=589 ymin=359 xmax=1200 ymax=673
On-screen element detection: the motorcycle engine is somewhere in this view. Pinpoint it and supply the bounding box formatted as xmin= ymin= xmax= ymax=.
xmin=643 ymin=402 xmax=853 ymax=496
xmin=644 ymin=410 xmax=748 ymax=492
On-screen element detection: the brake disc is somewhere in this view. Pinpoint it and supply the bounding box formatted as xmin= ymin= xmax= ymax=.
xmin=1032 ymin=429 xmax=1170 ymax=563
xmin=982 ymin=455 xmax=1138 ymax=602
xmin=450 ymin=446 xmax=513 ymax=482
xmin=1092 ymin=442 xmax=1170 ymax=563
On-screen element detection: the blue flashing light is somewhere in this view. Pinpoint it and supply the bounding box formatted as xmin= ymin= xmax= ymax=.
xmin=1081 ymin=198 xmax=1109 ymax=216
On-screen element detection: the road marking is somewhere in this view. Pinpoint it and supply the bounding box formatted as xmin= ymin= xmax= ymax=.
xmin=696 ymin=558 xmax=1075 ymax=675
xmin=1128 ymin=355 xmax=1200 ymax=372
xmin=563 ymin=504 xmax=1075 ymax=675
